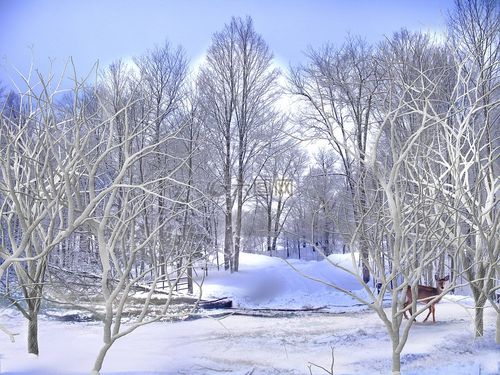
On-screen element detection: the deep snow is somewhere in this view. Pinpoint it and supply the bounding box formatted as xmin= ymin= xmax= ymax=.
xmin=0 ymin=252 xmax=498 ymax=374
xmin=199 ymin=252 xmax=365 ymax=310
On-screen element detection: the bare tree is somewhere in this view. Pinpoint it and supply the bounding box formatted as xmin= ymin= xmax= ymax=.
xmin=0 ymin=66 xmax=106 ymax=354
xmin=446 ymin=0 xmax=500 ymax=339
xmin=87 ymin=132 xmax=200 ymax=375
xmin=198 ymin=16 xmax=279 ymax=271
xmin=132 ymin=41 xmax=190 ymax=286
xmin=87 ymin=60 xmax=207 ymax=374
xmin=0 ymin=58 xmax=205 ymax=371
xmin=288 ymin=24 xmax=497 ymax=373
xmin=254 ymin=138 xmax=307 ymax=256
xmin=289 ymin=68 xmax=459 ymax=374
xmin=289 ymin=37 xmax=380 ymax=283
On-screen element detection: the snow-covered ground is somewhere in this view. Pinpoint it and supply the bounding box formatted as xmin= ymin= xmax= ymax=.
xmin=0 ymin=253 xmax=498 ymax=374
xmin=199 ymin=252 xmax=365 ymax=311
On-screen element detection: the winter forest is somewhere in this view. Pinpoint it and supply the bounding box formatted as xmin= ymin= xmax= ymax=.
xmin=0 ymin=0 xmax=498 ymax=374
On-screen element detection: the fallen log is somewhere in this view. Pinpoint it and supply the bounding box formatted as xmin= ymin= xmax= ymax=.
xmin=199 ymin=298 xmax=233 ymax=310
xmin=239 ymin=306 xmax=327 ymax=312
xmin=44 ymin=312 xmax=100 ymax=322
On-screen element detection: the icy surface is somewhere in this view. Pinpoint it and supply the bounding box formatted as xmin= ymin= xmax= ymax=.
xmin=0 ymin=252 xmax=498 ymax=374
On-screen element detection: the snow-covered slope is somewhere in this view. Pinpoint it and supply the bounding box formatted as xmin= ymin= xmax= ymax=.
xmin=200 ymin=252 xmax=365 ymax=310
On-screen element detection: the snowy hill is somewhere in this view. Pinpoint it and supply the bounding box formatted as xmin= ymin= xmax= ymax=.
xmin=200 ymin=252 xmax=366 ymax=310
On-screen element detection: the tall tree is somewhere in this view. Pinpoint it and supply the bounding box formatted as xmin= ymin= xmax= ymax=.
xmin=198 ymin=16 xmax=279 ymax=271
xmin=255 ymin=139 xmax=307 ymax=256
xmin=447 ymin=0 xmax=500 ymax=339
xmin=290 ymin=37 xmax=380 ymax=282
xmin=134 ymin=41 xmax=188 ymax=277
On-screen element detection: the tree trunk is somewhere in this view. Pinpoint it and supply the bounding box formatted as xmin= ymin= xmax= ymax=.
xmin=437 ymin=252 xmax=445 ymax=278
xmin=27 ymin=313 xmax=39 ymax=355
xmin=271 ymin=197 xmax=283 ymax=254
xmin=224 ymin=208 xmax=233 ymax=271
xmin=92 ymin=342 xmax=112 ymax=375
xmin=224 ymin=158 xmax=233 ymax=271
xmin=223 ymin=120 xmax=233 ymax=271
xmin=26 ymin=280 xmax=44 ymax=356
xmin=234 ymin=181 xmax=243 ymax=272
xmin=266 ymin=202 xmax=273 ymax=254
xmin=350 ymin=175 xmax=370 ymax=284
xmin=356 ymin=157 xmax=370 ymax=284
xmin=214 ymin=212 xmax=220 ymax=271
xmin=391 ymin=338 xmax=401 ymax=375
xmin=470 ymin=273 xmax=487 ymax=337
xmin=187 ymin=262 xmax=193 ymax=294
xmin=474 ymin=301 xmax=485 ymax=337
xmin=391 ymin=353 xmax=401 ymax=375
xmin=322 ymin=205 xmax=329 ymax=256
xmin=271 ymin=235 xmax=279 ymax=255
xmin=496 ymin=310 xmax=499 ymax=344
xmin=361 ymin=251 xmax=370 ymax=284
xmin=359 ymin=221 xmax=370 ymax=284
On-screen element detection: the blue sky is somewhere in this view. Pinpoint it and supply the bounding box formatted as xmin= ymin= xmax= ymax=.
xmin=0 ymin=0 xmax=454 ymax=88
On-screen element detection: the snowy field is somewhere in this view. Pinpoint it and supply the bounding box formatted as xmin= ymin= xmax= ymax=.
xmin=0 ymin=253 xmax=498 ymax=375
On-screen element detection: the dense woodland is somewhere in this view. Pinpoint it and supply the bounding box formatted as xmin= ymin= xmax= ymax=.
xmin=0 ymin=1 xmax=498 ymax=374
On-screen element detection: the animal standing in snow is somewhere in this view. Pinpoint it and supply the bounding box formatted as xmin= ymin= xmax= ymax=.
xmin=403 ymin=275 xmax=450 ymax=323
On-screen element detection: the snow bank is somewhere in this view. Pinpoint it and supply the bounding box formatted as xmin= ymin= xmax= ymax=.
xmin=200 ymin=252 xmax=366 ymax=310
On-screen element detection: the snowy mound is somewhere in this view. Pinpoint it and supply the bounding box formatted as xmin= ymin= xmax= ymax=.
xmin=201 ymin=252 xmax=365 ymax=310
